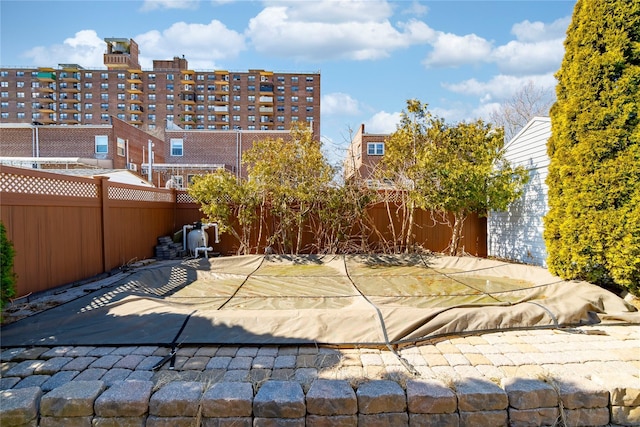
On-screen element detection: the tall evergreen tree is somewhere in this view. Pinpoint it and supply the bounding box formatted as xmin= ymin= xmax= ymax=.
xmin=544 ymin=0 xmax=640 ymax=293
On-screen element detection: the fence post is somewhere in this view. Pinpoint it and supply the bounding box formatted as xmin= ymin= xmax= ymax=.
xmin=96 ymin=176 xmax=110 ymax=274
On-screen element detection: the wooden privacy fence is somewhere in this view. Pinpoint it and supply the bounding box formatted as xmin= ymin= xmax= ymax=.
xmin=1 ymin=166 xmax=486 ymax=298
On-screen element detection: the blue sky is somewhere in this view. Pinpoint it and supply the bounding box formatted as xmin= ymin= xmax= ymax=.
xmin=0 ymin=0 xmax=576 ymax=166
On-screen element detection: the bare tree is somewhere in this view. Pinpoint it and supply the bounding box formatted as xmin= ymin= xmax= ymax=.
xmin=490 ymin=80 xmax=555 ymax=142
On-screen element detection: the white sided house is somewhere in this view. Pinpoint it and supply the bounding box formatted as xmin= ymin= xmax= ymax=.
xmin=488 ymin=117 xmax=551 ymax=267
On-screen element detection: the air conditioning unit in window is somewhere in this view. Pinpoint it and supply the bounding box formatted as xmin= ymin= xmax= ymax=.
xmin=127 ymin=163 xmax=137 ymax=172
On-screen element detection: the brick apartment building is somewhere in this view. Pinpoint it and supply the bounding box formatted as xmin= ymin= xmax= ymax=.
xmin=0 ymin=37 xmax=319 ymax=187
xmin=0 ymin=38 xmax=320 ymax=135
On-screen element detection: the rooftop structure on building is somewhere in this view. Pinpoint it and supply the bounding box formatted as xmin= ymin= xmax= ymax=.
xmin=0 ymin=37 xmax=320 ymax=138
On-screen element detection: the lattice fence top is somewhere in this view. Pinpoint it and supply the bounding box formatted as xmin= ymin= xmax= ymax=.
xmin=177 ymin=191 xmax=197 ymax=204
xmin=108 ymin=185 xmax=174 ymax=202
xmin=0 ymin=170 xmax=98 ymax=198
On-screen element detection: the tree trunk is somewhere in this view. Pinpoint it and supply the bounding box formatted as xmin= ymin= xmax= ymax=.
xmin=448 ymin=212 xmax=466 ymax=256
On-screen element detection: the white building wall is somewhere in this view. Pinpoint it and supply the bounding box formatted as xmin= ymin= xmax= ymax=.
xmin=488 ymin=117 xmax=551 ymax=267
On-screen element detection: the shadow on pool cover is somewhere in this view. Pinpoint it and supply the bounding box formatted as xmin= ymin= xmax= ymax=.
xmin=2 ymin=254 xmax=638 ymax=347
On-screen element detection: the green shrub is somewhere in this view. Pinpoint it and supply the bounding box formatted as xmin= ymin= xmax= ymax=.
xmin=1 ymin=221 xmax=17 ymax=312
xmin=545 ymin=0 xmax=640 ymax=295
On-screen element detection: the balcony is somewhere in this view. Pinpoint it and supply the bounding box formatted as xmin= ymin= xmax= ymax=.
xmin=37 ymin=71 xmax=56 ymax=82
xmin=127 ymin=84 xmax=143 ymax=94
xmin=127 ymin=70 xmax=143 ymax=83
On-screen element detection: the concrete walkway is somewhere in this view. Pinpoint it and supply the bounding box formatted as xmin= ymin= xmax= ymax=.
xmin=2 ymin=323 xmax=639 ymax=426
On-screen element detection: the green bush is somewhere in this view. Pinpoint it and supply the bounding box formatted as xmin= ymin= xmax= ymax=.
xmin=1 ymin=221 xmax=17 ymax=312
xmin=545 ymin=0 xmax=640 ymax=295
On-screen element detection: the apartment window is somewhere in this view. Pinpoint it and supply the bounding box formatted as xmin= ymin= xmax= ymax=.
xmin=248 ymin=85 xmax=255 ymax=92
xmin=0 ymin=92 xmax=8 ymax=98
xmin=101 ymin=83 xmax=109 ymax=89
xmin=233 ymin=85 xmax=241 ymax=91
xmin=101 ymin=113 xmax=109 ymax=121
xmin=101 ymin=94 xmax=109 ymax=101
xmin=166 ymin=94 xmax=174 ymax=101
xmin=247 ymin=105 xmax=255 ymax=111
xmin=247 ymin=95 xmax=255 ymax=102
xmin=277 ymin=86 xmax=284 ymax=92
xmin=248 ymin=75 xmax=255 ymax=82
xmin=167 ymin=114 xmax=174 ymax=122
xmin=17 ymin=102 xmax=25 ymax=109
xmin=85 ymin=93 xmax=93 ymax=99
xmin=84 ymin=82 xmax=92 ymax=88
xmin=117 ymin=103 xmax=125 ymax=110
xmin=233 ymin=95 xmax=241 ymax=101
xmin=233 ymin=105 xmax=240 ymax=111
xmin=233 ymin=115 xmax=240 ymax=122
xmin=248 ymin=115 xmax=255 ymax=122
xmin=117 ymin=73 xmax=125 ymax=79
xmin=367 ymin=142 xmax=385 ymax=156
xmin=148 ymin=73 xmax=155 ymax=80
xmin=85 ymin=72 xmax=92 ymax=78
xmin=167 ymin=104 xmax=174 ymax=111
xmin=17 ymin=92 xmax=24 ymax=98
xmin=101 ymin=103 xmax=109 ymax=109
xmin=306 ymin=96 xmax=314 ymax=103
xmin=306 ymin=86 xmax=314 ymax=92
xmin=0 ymin=71 xmax=7 ymax=77
xmin=277 ymin=116 xmax=284 ymax=123
xmin=292 ymin=116 xmax=298 ymax=122
xmin=117 ymin=137 xmax=126 ymax=156
xmin=277 ymin=76 xmax=285 ymax=82
xmin=306 ymin=116 xmax=313 ymax=123
xmin=196 ymin=85 xmax=204 ymax=91
xmin=166 ymin=84 xmax=174 ymax=91
xmin=85 ymin=103 xmax=92 ymax=110
xmin=277 ymin=96 xmax=285 ymax=102
xmin=167 ymin=74 xmax=174 ymax=81
xmin=1 ymin=112 xmax=8 ymax=119
xmin=17 ymin=112 xmax=25 ymax=119
xmin=148 ymin=114 xmax=156 ymax=121
xmin=101 ymin=73 xmax=109 ymax=79
xmin=291 ymin=96 xmax=298 ymax=102
xmin=31 ymin=82 xmax=40 ymax=88
xmin=84 ymin=113 xmax=93 ymax=120
xmin=291 ymin=86 xmax=298 ymax=92
xmin=306 ymin=76 xmax=314 ymax=82
xmin=306 ymin=106 xmax=314 ymax=112
xmin=0 ymin=102 xmax=7 ymax=108
xmin=196 ymin=74 xmax=204 ymax=81
xmin=95 ymin=135 xmax=108 ymax=153
xmin=233 ymin=74 xmax=241 ymax=81
xmin=16 ymin=81 xmax=24 ymax=88
xmin=117 ymin=113 xmax=125 ymax=120
xmin=148 ymin=104 xmax=156 ymax=111
xmin=291 ymin=106 xmax=299 ymax=112
xmin=291 ymin=76 xmax=298 ymax=83
xmin=117 ymin=93 xmax=125 ymax=100
xmin=148 ymin=94 xmax=156 ymax=101
xmin=117 ymin=83 xmax=125 ymax=90
xmin=170 ymin=138 xmax=183 ymax=156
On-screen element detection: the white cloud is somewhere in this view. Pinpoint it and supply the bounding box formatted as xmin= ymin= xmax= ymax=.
xmin=365 ymin=111 xmax=401 ymax=134
xmin=443 ymin=73 xmax=557 ymax=101
xmin=266 ymin=0 xmax=394 ymax=23
xmin=422 ymin=32 xmax=493 ymax=68
xmin=140 ymin=0 xmax=199 ymax=11
xmin=135 ymin=20 xmax=245 ymax=69
xmin=246 ymin=2 xmax=433 ymax=61
xmin=22 ymin=30 xmax=105 ymax=68
xmin=492 ymin=38 xmax=565 ymax=75
xmin=511 ymin=17 xmax=571 ymax=42
xmin=322 ymin=93 xmax=361 ymax=115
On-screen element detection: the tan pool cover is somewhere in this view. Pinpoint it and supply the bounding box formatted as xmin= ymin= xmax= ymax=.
xmin=2 ymin=254 xmax=638 ymax=347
